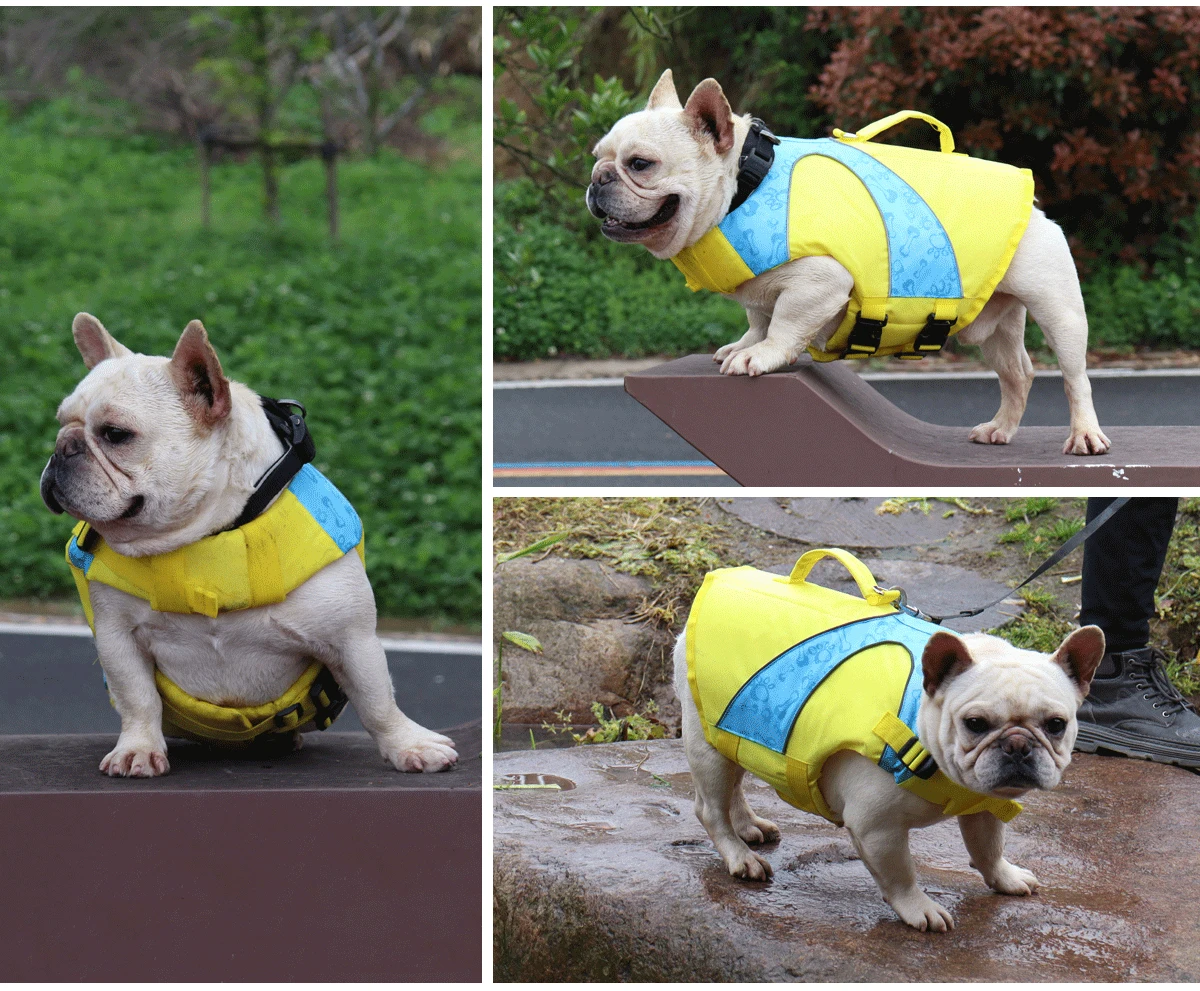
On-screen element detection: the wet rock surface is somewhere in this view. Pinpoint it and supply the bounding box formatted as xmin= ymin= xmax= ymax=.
xmin=494 ymin=740 xmax=1200 ymax=981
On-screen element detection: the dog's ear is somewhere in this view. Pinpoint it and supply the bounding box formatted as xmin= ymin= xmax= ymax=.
xmin=683 ymin=78 xmax=734 ymax=154
xmin=922 ymin=630 xmax=975 ymax=695
xmin=168 ymin=320 xmax=231 ymax=427
xmin=73 ymin=313 xmax=132 ymax=370
xmin=647 ymin=68 xmax=682 ymax=111
xmin=1051 ymin=625 xmax=1106 ymax=697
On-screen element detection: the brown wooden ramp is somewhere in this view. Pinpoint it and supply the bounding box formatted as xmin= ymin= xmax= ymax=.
xmin=626 ymin=354 xmax=1200 ymax=486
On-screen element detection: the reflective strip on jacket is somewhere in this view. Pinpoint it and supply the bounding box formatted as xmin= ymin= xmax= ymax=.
xmin=685 ymin=548 xmax=1022 ymax=825
xmin=669 ymin=111 xmax=1036 ymax=361
xmin=64 ymin=463 xmax=362 ymax=743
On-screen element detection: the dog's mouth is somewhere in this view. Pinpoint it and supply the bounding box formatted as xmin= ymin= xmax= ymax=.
xmin=600 ymin=195 xmax=680 ymax=242
xmin=119 ymin=495 xmax=145 ymax=520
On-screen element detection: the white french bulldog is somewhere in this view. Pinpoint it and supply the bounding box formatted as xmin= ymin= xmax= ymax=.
xmin=588 ymin=69 xmax=1111 ymax=456
xmin=41 ymin=313 xmax=458 ymax=777
xmin=674 ymin=624 xmax=1105 ymax=931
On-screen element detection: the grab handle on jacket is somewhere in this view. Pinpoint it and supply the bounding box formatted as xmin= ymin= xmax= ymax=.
xmin=784 ymin=548 xmax=902 ymax=609
xmin=833 ymin=110 xmax=955 ymax=155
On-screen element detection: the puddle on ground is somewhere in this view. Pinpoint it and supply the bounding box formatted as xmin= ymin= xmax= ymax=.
xmin=496 ymin=772 xmax=576 ymax=792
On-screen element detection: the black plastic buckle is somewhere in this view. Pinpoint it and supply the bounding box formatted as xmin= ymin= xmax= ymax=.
xmin=895 ymin=735 xmax=939 ymax=779
xmin=273 ymin=702 xmax=305 ymax=730
xmin=913 ymin=313 xmax=956 ymax=354
xmin=846 ymin=313 xmax=887 ymax=356
xmin=910 ymin=754 xmax=939 ymax=779
xmin=79 ymin=524 xmax=101 ymax=553
xmin=309 ymin=668 xmax=348 ymax=731
xmin=729 ymin=118 xmax=781 ymax=213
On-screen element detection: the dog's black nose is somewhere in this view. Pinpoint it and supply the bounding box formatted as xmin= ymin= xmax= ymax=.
xmin=40 ymin=455 xmax=64 ymax=514
xmin=585 ymin=183 xmax=607 ymax=220
xmin=1000 ymin=732 xmax=1034 ymax=761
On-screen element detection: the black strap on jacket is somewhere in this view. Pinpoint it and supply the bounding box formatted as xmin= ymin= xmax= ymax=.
xmin=226 ymin=397 xmax=316 ymax=531
xmin=915 ymin=497 xmax=1133 ymax=624
xmin=728 ymin=118 xmax=780 ymax=214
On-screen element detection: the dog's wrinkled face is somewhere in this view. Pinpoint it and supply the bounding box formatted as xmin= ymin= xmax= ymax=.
xmin=587 ymin=69 xmax=742 ymax=259
xmin=918 ymin=627 xmax=1105 ymax=797
xmin=40 ymin=313 xmax=235 ymax=554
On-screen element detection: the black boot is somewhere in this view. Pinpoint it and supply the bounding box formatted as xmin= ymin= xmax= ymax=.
xmin=1075 ymin=647 xmax=1200 ymax=768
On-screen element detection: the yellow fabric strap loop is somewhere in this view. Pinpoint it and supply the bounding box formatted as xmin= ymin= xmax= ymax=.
xmin=835 ymin=110 xmax=956 ymax=155
xmin=155 ymin=661 xmax=327 ymax=744
xmin=785 ymin=548 xmax=901 ymax=609
xmin=873 ymin=711 xmax=935 ymax=776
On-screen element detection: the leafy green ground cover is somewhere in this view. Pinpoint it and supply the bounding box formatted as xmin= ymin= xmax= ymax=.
xmin=494 ymin=179 xmax=1200 ymax=361
xmin=0 ymin=107 xmax=481 ymax=626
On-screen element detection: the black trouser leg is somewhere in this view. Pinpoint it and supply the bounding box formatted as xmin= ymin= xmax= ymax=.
xmin=1079 ymin=497 xmax=1177 ymax=656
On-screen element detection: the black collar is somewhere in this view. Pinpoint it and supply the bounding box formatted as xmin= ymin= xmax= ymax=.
xmin=226 ymin=396 xmax=316 ymax=530
xmin=728 ymin=117 xmax=780 ymax=214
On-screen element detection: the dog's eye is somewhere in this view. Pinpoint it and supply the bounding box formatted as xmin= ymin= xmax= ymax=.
xmin=627 ymin=157 xmax=655 ymax=172
xmin=1045 ymin=717 xmax=1067 ymax=735
xmin=101 ymin=426 xmax=134 ymax=445
xmin=963 ymin=717 xmax=990 ymax=734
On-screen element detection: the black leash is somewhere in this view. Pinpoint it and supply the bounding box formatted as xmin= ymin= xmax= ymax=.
xmin=226 ymin=396 xmax=316 ymax=531
xmin=913 ymin=497 xmax=1132 ymax=624
xmin=728 ymin=117 xmax=780 ymax=213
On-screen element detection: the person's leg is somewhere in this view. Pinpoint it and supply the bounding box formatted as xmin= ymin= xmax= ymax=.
xmin=1075 ymin=497 xmax=1200 ymax=767
xmin=1079 ymin=497 xmax=1176 ymax=656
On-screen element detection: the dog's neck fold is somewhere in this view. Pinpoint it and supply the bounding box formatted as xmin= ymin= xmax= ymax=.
xmin=675 ymin=113 xmax=756 ymax=256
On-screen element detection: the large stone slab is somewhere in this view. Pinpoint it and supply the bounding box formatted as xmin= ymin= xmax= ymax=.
xmin=720 ymin=497 xmax=961 ymax=548
xmin=493 ymin=557 xmax=674 ymax=723
xmin=494 ymin=739 xmax=1200 ymax=982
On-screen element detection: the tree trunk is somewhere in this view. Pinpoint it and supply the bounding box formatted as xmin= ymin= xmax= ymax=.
xmin=323 ymin=143 xmax=339 ymax=241
xmin=261 ymin=143 xmax=279 ymax=224
xmin=198 ymin=137 xmax=211 ymax=229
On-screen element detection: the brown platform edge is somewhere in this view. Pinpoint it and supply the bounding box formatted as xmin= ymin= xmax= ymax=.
xmin=0 ymin=788 xmax=482 ymax=981
xmin=626 ymin=354 xmax=1200 ymax=486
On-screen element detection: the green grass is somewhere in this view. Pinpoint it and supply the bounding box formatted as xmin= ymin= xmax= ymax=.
xmin=1004 ymin=497 xmax=1058 ymax=523
xmin=0 ymin=115 xmax=481 ymax=625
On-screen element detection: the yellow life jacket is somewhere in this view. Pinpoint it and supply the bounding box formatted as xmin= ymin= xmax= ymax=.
xmin=685 ymin=548 xmax=1022 ymax=825
xmin=670 ymin=111 xmax=1036 ymax=361
xmin=65 ymin=464 xmax=364 ymax=744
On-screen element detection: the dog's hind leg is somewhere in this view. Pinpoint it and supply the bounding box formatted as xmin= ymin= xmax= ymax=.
xmin=675 ymin=634 xmax=774 ymax=880
xmin=729 ymin=786 xmax=781 ymax=845
xmin=964 ymin=296 xmax=1035 ymax=446
xmin=685 ymin=728 xmax=774 ymax=880
xmin=1000 ymin=210 xmax=1110 ymax=455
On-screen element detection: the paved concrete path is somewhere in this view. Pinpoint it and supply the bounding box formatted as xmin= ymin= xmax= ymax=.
xmin=494 ymin=371 xmax=1200 ymax=487
xmin=495 ymin=739 xmax=1200 ymax=981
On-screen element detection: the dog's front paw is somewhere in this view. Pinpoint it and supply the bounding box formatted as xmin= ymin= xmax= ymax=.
xmin=1063 ymin=427 xmax=1111 ymax=456
xmin=100 ymin=740 xmax=170 ymax=778
xmin=969 ymin=420 xmax=1017 ymax=445
xmin=888 ymin=890 xmax=955 ymax=932
xmin=720 ymin=341 xmax=789 ymax=377
xmin=384 ymin=728 xmax=458 ymax=773
xmin=988 ymin=860 xmax=1040 ymax=896
xmin=714 ymin=340 xmax=751 ymax=363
